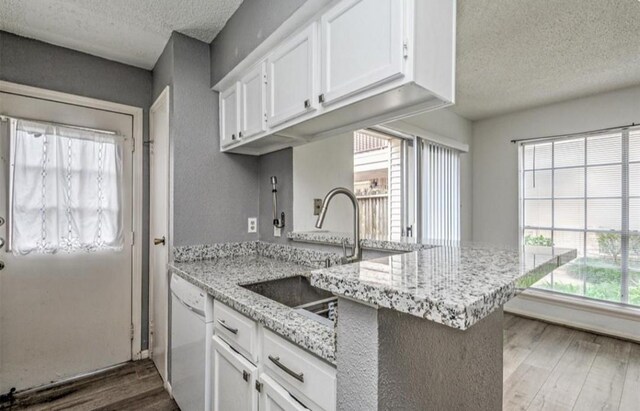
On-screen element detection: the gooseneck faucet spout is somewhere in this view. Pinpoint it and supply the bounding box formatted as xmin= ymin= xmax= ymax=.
xmin=315 ymin=187 xmax=362 ymax=262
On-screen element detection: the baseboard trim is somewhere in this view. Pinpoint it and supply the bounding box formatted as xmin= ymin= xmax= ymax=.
xmin=506 ymin=289 xmax=640 ymax=343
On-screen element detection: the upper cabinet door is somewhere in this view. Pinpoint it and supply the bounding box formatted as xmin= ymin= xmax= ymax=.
xmin=240 ymin=62 xmax=266 ymax=139
xmin=266 ymin=23 xmax=317 ymax=128
xmin=220 ymin=82 xmax=241 ymax=147
xmin=320 ymin=0 xmax=405 ymax=105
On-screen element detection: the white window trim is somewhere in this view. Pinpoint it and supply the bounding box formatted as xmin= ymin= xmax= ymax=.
xmin=0 ymin=80 xmax=145 ymax=359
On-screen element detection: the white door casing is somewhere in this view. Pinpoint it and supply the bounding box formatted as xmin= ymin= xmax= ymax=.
xmin=149 ymin=87 xmax=171 ymax=384
xmin=0 ymin=81 xmax=144 ymax=392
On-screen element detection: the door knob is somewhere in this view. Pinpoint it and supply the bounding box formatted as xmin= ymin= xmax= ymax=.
xmin=154 ymin=236 xmax=166 ymax=246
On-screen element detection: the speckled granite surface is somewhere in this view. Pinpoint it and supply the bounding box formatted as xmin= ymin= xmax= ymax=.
xmin=287 ymin=230 xmax=437 ymax=252
xmin=309 ymin=244 xmax=576 ymax=330
xmin=170 ymin=242 xmax=341 ymax=364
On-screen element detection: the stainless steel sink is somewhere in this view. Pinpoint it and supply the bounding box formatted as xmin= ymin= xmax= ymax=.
xmin=241 ymin=276 xmax=337 ymax=326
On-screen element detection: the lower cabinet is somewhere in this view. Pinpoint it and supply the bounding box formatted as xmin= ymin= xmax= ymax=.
xmin=258 ymin=374 xmax=308 ymax=411
xmin=211 ymin=302 xmax=336 ymax=411
xmin=212 ymin=335 xmax=258 ymax=411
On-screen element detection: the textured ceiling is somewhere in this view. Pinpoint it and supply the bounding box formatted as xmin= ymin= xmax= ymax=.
xmin=452 ymin=0 xmax=640 ymax=120
xmin=1 ymin=0 xmax=639 ymax=119
xmin=0 ymin=0 xmax=243 ymax=69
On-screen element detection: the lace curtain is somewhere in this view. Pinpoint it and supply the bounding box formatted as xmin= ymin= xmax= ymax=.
xmin=10 ymin=119 xmax=124 ymax=255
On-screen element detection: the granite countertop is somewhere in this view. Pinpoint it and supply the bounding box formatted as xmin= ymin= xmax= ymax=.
xmin=308 ymin=243 xmax=577 ymax=330
xmin=169 ymin=242 xmax=342 ymax=364
xmin=287 ymin=231 xmax=436 ymax=252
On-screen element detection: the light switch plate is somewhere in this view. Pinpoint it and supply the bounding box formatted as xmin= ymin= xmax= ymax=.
xmin=273 ymin=227 xmax=281 ymax=237
xmin=248 ymin=217 xmax=257 ymax=233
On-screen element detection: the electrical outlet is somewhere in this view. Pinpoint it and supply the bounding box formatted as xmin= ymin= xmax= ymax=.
xmin=314 ymin=198 xmax=323 ymax=216
xmin=273 ymin=227 xmax=282 ymax=237
xmin=248 ymin=217 xmax=257 ymax=233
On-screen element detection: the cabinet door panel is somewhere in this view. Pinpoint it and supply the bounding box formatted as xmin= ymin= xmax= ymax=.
xmin=220 ymin=83 xmax=240 ymax=147
xmin=267 ymin=23 xmax=317 ymax=128
xmin=321 ymin=0 xmax=404 ymax=105
xmin=241 ymin=62 xmax=266 ymax=139
xmin=212 ymin=336 xmax=258 ymax=411
xmin=259 ymin=374 xmax=308 ymax=411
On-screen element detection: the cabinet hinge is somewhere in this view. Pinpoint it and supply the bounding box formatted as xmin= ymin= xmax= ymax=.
xmin=130 ymin=323 xmax=135 ymax=341
xmin=255 ymin=381 xmax=263 ymax=392
xmin=403 ymin=40 xmax=409 ymax=58
xmin=132 ymin=137 xmax=136 ymax=153
xmin=130 ymin=231 xmax=135 ymax=246
xmin=242 ymin=370 xmax=250 ymax=382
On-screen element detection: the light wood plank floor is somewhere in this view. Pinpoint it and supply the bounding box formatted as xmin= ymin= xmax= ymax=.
xmin=504 ymin=313 xmax=640 ymax=411
xmin=1 ymin=359 xmax=178 ymax=411
xmin=2 ymin=315 xmax=638 ymax=410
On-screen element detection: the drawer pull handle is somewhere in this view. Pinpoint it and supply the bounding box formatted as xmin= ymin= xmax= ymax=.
xmin=217 ymin=319 xmax=238 ymax=335
xmin=268 ymin=355 xmax=304 ymax=383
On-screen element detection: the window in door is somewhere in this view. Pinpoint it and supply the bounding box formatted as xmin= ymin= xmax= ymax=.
xmin=9 ymin=119 xmax=124 ymax=255
xmin=520 ymin=127 xmax=640 ymax=307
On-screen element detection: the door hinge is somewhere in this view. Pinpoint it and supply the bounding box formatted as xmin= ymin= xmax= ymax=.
xmin=255 ymin=381 xmax=262 ymax=392
xmin=403 ymin=40 xmax=409 ymax=58
xmin=130 ymin=323 xmax=135 ymax=341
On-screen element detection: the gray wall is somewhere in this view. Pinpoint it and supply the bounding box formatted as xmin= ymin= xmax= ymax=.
xmin=472 ymin=85 xmax=640 ymax=245
xmin=0 ymin=30 xmax=153 ymax=349
xmin=209 ymin=0 xmax=307 ymax=86
xmin=258 ymin=149 xmax=294 ymax=243
xmin=154 ymin=32 xmax=260 ymax=246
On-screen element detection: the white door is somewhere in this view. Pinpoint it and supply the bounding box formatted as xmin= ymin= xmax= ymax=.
xmin=212 ymin=335 xmax=258 ymax=411
xmin=220 ymin=83 xmax=240 ymax=147
xmin=240 ymin=62 xmax=267 ymax=140
xmin=320 ymin=0 xmax=405 ymax=105
xmin=150 ymin=88 xmax=170 ymax=383
xmin=258 ymin=374 xmax=308 ymax=411
xmin=0 ymin=91 xmax=133 ymax=392
xmin=266 ymin=23 xmax=317 ymax=128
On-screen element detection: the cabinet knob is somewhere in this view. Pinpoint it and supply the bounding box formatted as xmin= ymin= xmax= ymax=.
xmin=238 ymin=131 xmax=243 ymax=138
xmin=304 ymin=99 xmax=310 ymax=109
xmin=318 ymin=94 xmax=325 ymax=103
xmin=231 ymin=134 xmax=236 ymax=140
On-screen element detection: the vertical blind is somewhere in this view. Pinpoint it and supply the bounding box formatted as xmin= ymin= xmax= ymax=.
xmin=422 ymin=140 xmax=461 ymax=241
xmin=520 ymin=126 xmax=640 ymax=306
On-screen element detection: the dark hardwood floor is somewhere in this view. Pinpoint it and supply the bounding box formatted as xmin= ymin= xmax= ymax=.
xmin=2 ymin=315 xmax=639 ymax=410
xmin=1 ymin=360 xmax=178 ymax=411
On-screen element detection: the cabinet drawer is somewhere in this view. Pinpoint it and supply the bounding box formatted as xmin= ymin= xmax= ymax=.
xmin=262 ymin=330 xmax=336 ymax=411
xmin=213 ymin=302 xmax=258 ymax=363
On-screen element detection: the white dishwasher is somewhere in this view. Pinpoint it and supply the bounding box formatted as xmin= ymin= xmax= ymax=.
xmin=170 ymin=274 xmax=214 ymax=411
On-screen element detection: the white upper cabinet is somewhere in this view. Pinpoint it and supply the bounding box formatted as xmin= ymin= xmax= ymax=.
xmin=220 ymin=82 xmax=240 ymax=147
xmin=266 ymin=23 xmax=317 ymax=128
xmin=214 ymin=0 xmax=456 ymax=155
xmin=320 ymin=0 xmax=404 ymax=106
xmin=240 ymin=62 xmax=267 ymax=139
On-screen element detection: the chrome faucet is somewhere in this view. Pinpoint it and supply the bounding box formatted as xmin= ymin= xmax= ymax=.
xmin=315 ymin=187 xmax=362 ymax=263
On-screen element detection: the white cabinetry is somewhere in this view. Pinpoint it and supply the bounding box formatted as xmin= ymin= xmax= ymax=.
xmin=220 ymin=83 xmax=240 ymax=147
xmin=258 ymin=374 xmax=308 ymax=411
xmin=215 ymin=0 xmax=455 ymax=155
xmin=266 ymin=23 xmax=317 ymax=128
xmin=320 ymin=0 xmax=404 ymax=105
xmin=240 ymin=62 xmax=267 ymax=139
xmin=211 ymin=335 xmax=258 ymax=411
